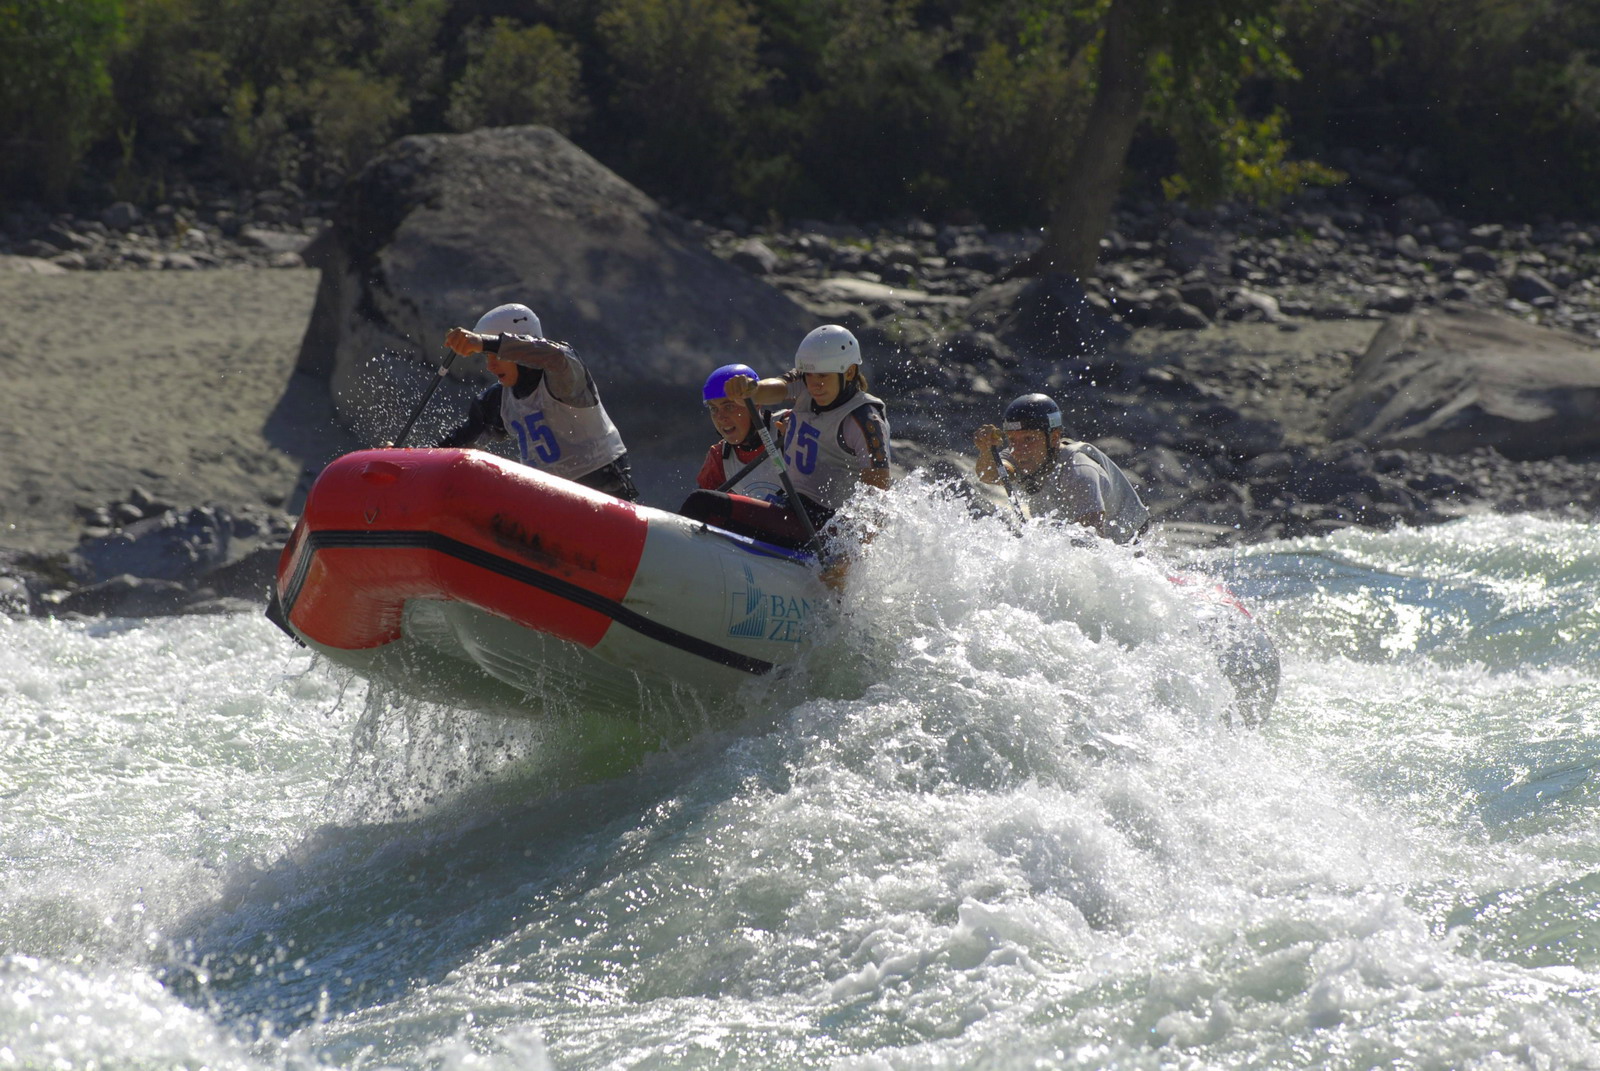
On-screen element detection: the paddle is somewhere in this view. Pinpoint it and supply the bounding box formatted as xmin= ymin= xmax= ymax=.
xmin=715 ymin=449 xmax=769 ymax=493
xmin=990 ymin=445 xmax=1027 ymax=526
xmin=391 ymin=350 xmax=458 ymax=448
xmin=745 ymin=398 xmax=824 ymax=556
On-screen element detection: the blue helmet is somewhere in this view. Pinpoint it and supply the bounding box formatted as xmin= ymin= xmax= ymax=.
xmin=703 ymin=363 xmax=758 ymax=402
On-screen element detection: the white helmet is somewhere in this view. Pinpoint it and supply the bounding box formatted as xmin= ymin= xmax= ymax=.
xmin=794 ymin=324 xmax=860 ymax=374
xmin=474 ymin=302 xmax=542 ymax=337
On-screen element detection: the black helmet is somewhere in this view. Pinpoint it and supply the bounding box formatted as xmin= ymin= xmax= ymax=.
xmin=1002 ymin=393 xmax=1062 ymax=433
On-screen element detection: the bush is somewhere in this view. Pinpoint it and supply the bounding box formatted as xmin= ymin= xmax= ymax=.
xmin=951 ymin=6 xmax=1096 ymax=223
xmin=785 ymin=0 xmax=958 ymax=217
xmin=304 ymin=68 xmax=411 ymax=184
xmin=446 ymin=19 xmax=588 ymax=135
xmin=595 ymin=0 xmax=768 ymax=193
xmin=1282 ymin=0 xmax=1600 ymax=217
xmin=0 ymin=0 xmax=124 ymax=203
xmin=220 ymin=80 xmax=299 ymax=187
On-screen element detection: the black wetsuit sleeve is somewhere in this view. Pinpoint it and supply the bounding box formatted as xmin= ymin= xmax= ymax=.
xmin=845 ymin=404 xmax=892 ymax=468
xmin=436 ymin=386 xmax=505 ymax=448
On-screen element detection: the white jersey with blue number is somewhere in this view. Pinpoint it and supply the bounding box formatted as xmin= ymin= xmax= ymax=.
xmin=779 ymin=389 xmax=890 ymax=511
xmin=498 ymin=374 xmax=625 ymax=481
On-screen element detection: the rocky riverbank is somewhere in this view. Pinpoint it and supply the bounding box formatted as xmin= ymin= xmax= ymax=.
xmin=702 ymin=191 xmax=1600 ymax=544
xmin=3 ymin=169 xmax=1598 ymax=618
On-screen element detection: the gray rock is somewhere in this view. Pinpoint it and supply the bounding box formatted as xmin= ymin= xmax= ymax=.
xmin=101 ymin=202 xmax=142 ymax=230
xmin=1136 ymin=445 xmax=1208 ymax=493
xmin=728 ymin=237 xmax=779 ymax=275
xmin=1242 ymin=451 xmax=1297 ymax=481
xmin=238 ymin=227 xmax=309 ymax=255
xmin=1366 ymin=286 xmax=1416 ymax=314
xmin=967 ymin=273 xmax=1128 ymax=360
xmin=0 ymin=574 xmax=31 ymax=615
xmin=1164 ymin=220 xmax=1229 ymax=274
xmin=1177 ymin=281 xmax=1221 ymax=319
xmin=54 ymin=575 xmax=192 ymax=617
xmin=1161 ymin=302 xmax=1212 ymax=330
xmin=1229 ymin=288 xmax=1284 ymax=322
xmin=1394 ymin=234 xmax=1425 ymax=261
xmin=296 ymin=125 xmax=813 ymax=472
xmin=1326 ymin=306 xmax=1600 ymax=458
xmin=127 ymin=486 xmax=165 ymax=513
xmin=1507 ymin=269 xmax=1558 ymax=304
xmin=77 ymin=507 xmax=231 ymax=583
xmin=1394 ymin=193 xmax=1445 ymax=226
xmin=0 ymin=255 xmax=69 ymax=275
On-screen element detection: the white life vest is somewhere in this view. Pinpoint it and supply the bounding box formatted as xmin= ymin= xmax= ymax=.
xmin=1016 ymin=440 xmax=1149 ymax=542
xmin=779 ymin=389 xmax=890 ymax=511
xmin=499 ymin=372 xmax=625 ymax=481
xmin=718 ymin=441 xmax=787 ymax=503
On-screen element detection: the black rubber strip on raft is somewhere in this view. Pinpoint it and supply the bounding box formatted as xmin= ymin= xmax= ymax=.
xmin=281 ymin=528 xmax=776 ymax=675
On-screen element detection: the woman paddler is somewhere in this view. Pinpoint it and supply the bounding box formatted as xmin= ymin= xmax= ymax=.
xmin=432 ymin=302 xmax=639 ymax=501
xmin=680 ymin=325 xmax=891 ymax=555
xmin=691 ymin=363 xmax=786 ymax=504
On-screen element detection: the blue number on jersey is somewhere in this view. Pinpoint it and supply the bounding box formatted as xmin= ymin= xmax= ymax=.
xmin=784 ymin=419 xmax=820 ymax=475
xmin=513 ymin=411 xmax=562 ymax=464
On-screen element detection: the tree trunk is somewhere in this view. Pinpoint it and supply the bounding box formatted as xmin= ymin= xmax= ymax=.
xmin=1021 ymin=0 xmax=1153 ymax=279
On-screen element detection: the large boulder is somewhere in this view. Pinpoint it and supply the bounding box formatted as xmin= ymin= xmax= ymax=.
xmin=963 ymin=273 xmax=1128 ymax=367
xmin=296 ymin=125 xmax=813 ymax=500
xmin=1325 ymin=306 xmax=1600 ymax=459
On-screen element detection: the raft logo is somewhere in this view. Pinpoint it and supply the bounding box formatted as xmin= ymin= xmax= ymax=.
xmin=728 ymin=564 xmax=810 ymax=643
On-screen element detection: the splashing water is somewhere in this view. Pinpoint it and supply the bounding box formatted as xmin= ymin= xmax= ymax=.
xmin=3 ymin=498 xmax=1599 ymax=1069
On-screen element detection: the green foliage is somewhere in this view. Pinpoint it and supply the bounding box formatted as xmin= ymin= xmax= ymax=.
xmin=782 ymin=0 xmax=960 ymax=215
xmin=112 ymin=0 xmax=227 ymax=138
xmin=595 ymin=0 xmax=767 ymax=190
xmin=9 ymin=0 xmax=1600 ymax=226
xmin=302 ymin=69 xmax=411 ymax=183
xmin=446 ymin=19 xmax=588 ymax=134
xmin=1161 ymin=110 xmax=1345 ymax=204
xmin=1138 ymin=3 xmax=1337 ymax=208
xmin=370 ymin=0 xmax=449 ymax=84
xmin=951 ymin=1 xmax=1098 ymax=222
xmin=221 ymin=80 xmax=298 ymax=186
xmin=212 ymin=0 xmax=350 ymax=94
xmin=1282 ymin=0 xmax=1600 ymax=216
xmin=0 ymin=0 xmax=124 ymax=203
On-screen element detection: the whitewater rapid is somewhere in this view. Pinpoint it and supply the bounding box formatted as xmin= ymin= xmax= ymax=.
xmin=3 ymin=502 xmax=1598 ymax=1069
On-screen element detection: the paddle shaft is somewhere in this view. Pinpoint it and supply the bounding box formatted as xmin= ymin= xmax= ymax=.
xmin=990 ymin=445 xmax=1027 ymax=525
xmin=746 ymin=399 xmax=823 ymax=554
xmin=392 ymin=351 xmax=458 ymax=447
xmin=715 ymin=449 xmax=768 ymax=493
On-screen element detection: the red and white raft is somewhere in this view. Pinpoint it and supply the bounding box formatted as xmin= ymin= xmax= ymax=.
xmin=271 ymin=449 xmax=826 ymax=702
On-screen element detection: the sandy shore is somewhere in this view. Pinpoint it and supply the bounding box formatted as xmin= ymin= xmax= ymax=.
xmin=0 ymin=266 xmax=358 ymax=555
xmin=0 ymin=260 xmax=1404 ymax=563
xmin=0 ymin=262 xmax=1387 ymax=559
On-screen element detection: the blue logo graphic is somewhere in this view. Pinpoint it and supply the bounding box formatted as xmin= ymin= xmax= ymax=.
xmin=728 ymin=564 xmax=810 ymax=643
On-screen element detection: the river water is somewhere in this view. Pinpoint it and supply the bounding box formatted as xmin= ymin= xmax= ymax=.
xmin=4 ymin=501 xmax=1599 ymax=1069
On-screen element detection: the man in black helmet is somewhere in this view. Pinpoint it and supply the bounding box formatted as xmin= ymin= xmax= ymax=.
xmin=974 ymin=393 xmax=1150 ymax=543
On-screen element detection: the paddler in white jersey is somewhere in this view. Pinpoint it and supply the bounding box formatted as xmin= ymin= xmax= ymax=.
xmin=434 ymin=303 xmax=638 ymax=501
xmin=974 ymin=392 xmax=1149 ymax=543
xmin=682 ymin=325 xmax=892 ymax=553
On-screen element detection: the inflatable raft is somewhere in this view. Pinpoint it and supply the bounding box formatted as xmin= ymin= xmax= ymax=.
xmin=270 ymin=448 xmax=827 ymax=704
xmin=271 ymin=447 xmax=1278 ymax=725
